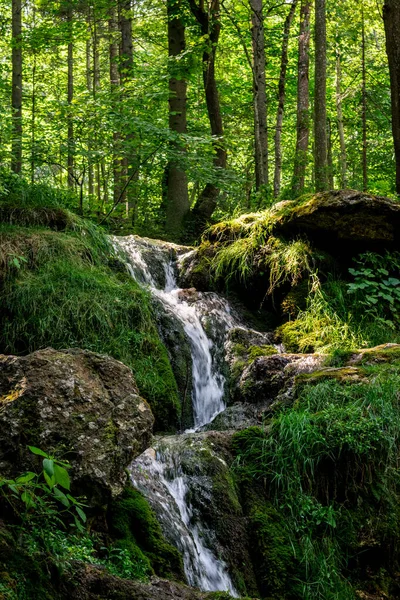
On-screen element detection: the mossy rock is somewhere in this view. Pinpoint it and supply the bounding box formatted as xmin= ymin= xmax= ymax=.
xmin=295 ymin=366 xmax=368 ymax=389
xmin=349 ymin=343 xmax=400 ymax=366
xmin=108 ymin=486 xmax=184 ymax=581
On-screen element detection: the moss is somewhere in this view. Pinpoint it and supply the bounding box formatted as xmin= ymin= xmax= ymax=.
xmin=294 ymin=366 xmax=367 ymax=389
xmin=351 ymin=344 xmax=400 ymax=365
xmin=0 ymin=226 xmax=180 ymax=431
xmin=248 ymin=503 xmax=296 ymax=599
xmin=108 ymin=486 xmax=184 ymax=581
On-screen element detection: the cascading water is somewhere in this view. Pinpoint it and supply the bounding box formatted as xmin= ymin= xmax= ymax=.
xmin=114 ymin=235 xmax=239 ymax=596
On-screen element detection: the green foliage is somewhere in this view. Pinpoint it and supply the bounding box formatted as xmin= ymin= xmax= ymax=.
xmin=233 ymin=369 xmax=400 ymax=599
xmin=278 ymin=275 xmax=400 ymax=354
xmin=348 ymin=251 xmax=400 ymax=328
xmin=0 ymin=446 xmax=86 ymax=531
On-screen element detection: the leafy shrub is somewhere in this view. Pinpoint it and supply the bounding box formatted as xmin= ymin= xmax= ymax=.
xmin=348 ymin=251 xmax=400 ymax=327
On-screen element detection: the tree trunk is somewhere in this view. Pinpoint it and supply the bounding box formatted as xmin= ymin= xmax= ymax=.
xmin=165 ymin=0 xmax=190 ymax=239
xmin=119 ymin=0 xmax=134 ymax=213
xmin=273 ymin=0 xmax=298 ymax=197
xmin=335 ymin=48 xmax=347 ymax=188
xmin=86 ymin=12 xmax=94 ymax=198
xmin=109 ymin=3 xmax=122 ymax=205
xmin=361 ymin=5 xmax=368 ymax=192
xmin=67 ymin=3 xmax=74 ymax=189
xmin=188 ymin=0 xmax=227 ymax=226
xmin=292 ymin=0 xmax=311 ymax=195
xmin=250 ymin=0 xmax=268 ymax=191
xmin=327 ymin=117 xmax=334 ymax=188
xmin=314 ymin=0 xmax=328 ymax=191
xmin=11 ymin=0 xmax=22 ymax=174
xmin=383 ymin=0 xmax=400 ymax=194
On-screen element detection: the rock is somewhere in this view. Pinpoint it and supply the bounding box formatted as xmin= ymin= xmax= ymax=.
xmin=348 ymin=343 xmax=400 ymax=365
xmin=237 ymin=353 xmax=325 ymax=405
xmin=65 ymin=565 xmax=238 ymax=600
xmin=272 ymin=190 xmax=400 ymax=253
xmin=294 ymin=365 xmax=368 ymax=388
xmin=0 ymin=348 xmax=154 ymax=505
xmin=200 ymin=403 xmax=264 ymax=431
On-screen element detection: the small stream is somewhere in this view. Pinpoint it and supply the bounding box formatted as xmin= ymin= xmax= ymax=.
xmin=115 ymin=236 xmax=240 ymax=595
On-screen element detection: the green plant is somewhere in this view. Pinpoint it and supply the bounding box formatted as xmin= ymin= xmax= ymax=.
xmin=348 ymin=251 xmax=400 ymax=327
xmin=0 ymin=446 xmax=86 ymax=530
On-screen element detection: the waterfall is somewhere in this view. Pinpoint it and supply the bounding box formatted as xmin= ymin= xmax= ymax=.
xmin=114 ymin=236 xmax=239 ymax=596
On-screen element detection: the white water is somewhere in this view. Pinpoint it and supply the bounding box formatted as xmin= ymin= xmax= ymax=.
xmin=116 ymin=236 xmax=236 ymax=429
xmin=114 ymin=236 xmax=239 ymax=595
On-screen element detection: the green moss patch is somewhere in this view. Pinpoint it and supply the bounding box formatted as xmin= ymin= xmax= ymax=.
xmin=108 ymin=486 xmax=184 ymax=581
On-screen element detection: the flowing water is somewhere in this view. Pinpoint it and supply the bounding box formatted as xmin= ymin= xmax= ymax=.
xmin=114 ymin=236 xmax=240 ymax=595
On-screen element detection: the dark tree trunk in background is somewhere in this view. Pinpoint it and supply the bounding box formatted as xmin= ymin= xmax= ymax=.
xmin=314 ymin=0 xmax=328 ymax=191
xmin=188 ymin=0 xmax=227 ymax=227
xmin=67 ymin=3 xmax=74 ymax=189
xmin=250 ymin=0 xmax=268 ymax=192
xmin=86 ymin=20 xmax=94 ymax=199
xmin=384 ymin=0 xmax=400 ymax=194
xmin=362 ymin=5 xmax=368 ymax=192
xmin=165 ymin=0 xmax=190 ymax=239
xmin=292 ymin=0 xmax=311 ymax=195
xmin=119 ymin=0 xmax=134 ymax=212
xmin=274 ymin=0 xmax=298 ymax=197
xmin=11 ymin=0 xmax=22 ymax=174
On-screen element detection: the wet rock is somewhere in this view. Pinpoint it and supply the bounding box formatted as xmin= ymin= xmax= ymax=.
xmin=131 ymin=433 xmax=258 ymax=597
xmin=200 ymin=403 xmax=264 ymax=432
xmin=152 ymin=298 xmax=194 ymax=430
xmin=0 ymin=348 xmax=154 ymax=506
xmin=65 ymin=565 xmax=238 ymax=600
xmin=237 ymin=353 xmax=325 ymax=405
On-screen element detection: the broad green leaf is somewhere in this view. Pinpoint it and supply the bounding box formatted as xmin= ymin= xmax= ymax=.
xmin=76 ymin=506 xmax=87 ymax=523
xmin=16 ymin=472 xmax=36 ymax=484
xmin=43 ymin=458 xmax=54 ymax=478
xmin=28 ymin=446 xmax=49 ymax=458
xmin=54 ymin=464 xmax=71 ymax=490
xmin=53 ymin=487 xmax=70 ymax=507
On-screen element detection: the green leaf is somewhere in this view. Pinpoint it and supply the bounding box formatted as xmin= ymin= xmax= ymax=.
xmin=43 ymin=458 xmax=54 ymax=478
xmin=16 ymin=472 xmax=36 ymax=484
xmin=53 ymin=487 xmax=70 ymax=507
xmin=76 ymin=506 xmax=87 ymax=523
xmin=28 ymin=446 xmax=49 ymax=458
xmin=54 ymin=464 xmax=71 ymax=491
xmin=43 ymin=471 xmax=55 ymax=489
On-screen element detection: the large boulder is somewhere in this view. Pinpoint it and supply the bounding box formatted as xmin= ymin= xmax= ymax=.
xmin=0 ymin=348 xmax=154 ymax=505
xmin=272 ymin=190 xmax=400 ymax=253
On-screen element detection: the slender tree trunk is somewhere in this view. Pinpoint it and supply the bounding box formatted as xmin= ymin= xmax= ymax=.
xmin=274 ymin=0 xmax=298 ymax=197
xmin=119 ymin=0 xmax=134 ymax=213
xmin=327 ymin=117 xmax=334 ymax=188
xmin=335 ymin=48 xmax=347 ymax=188
xmin=109 ymin=3 xmax=122 ymax=205
xmin=31 ymin=52 xmax=36 ymax=184
xmin=67 ymin=4 xmax=74 ymax=189
xmin=250 ymin=0 xmax=268 ymax=191
xmin=383 ymin=0 xmax=400 ymax=194
xmin=165 ymin=0 xmax=190 ymax=239
xmin=314 ymin=0 xmax=328 ymax=191
xmin=361 ymin=5 xmax=368 ymax=192
xmin=86 ymin=14 xmax=94 ymax=198
xmin=292 ymin=0 xmax=311 ymax=195
xmin=188 ymin=0 xmax=227 ymax=226
xmin=11 ymin=0 xmax=22 ymax=174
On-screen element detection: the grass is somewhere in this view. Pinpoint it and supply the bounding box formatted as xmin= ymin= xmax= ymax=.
xmin=233 ymin=369 xmax=400 ymax=599
xmin=278 ymin=275 xmax=400 ymax=354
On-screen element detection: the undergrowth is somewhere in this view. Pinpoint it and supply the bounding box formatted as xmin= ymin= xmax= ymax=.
xmin=233 ymin=370 xmax=400 ymax=599
xmin=278 ymin=275 xmax=400 ymax=354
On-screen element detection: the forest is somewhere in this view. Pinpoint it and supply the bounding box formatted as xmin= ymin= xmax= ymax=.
xmin=2 ymin=1 xmax=400 ymax=600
